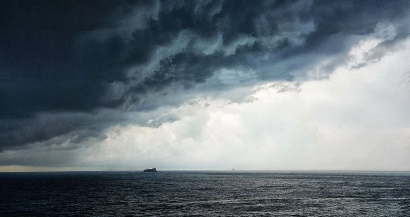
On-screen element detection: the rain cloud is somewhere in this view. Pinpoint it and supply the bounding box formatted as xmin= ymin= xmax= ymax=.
xmin=1 ymin=0 xmax=410 ymax=167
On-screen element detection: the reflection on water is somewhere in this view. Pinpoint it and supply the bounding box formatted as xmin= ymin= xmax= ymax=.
xmin=1 ymin=171 xmax=409 ymax=216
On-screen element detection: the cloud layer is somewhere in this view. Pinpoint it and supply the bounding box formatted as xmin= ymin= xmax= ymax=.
xmin=0 ymin=0 xmax=410 ymax=169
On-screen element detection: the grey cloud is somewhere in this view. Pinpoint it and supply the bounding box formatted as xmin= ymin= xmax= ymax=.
xmin=1 ymin=0 xmax=410 ymax=156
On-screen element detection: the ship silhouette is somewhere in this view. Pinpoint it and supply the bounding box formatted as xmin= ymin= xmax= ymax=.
xmin=143 ymin=167 xmax=157 ymax=172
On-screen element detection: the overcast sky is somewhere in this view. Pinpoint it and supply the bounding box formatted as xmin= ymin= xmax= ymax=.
xmin=1 ymin=0 xmax=410 ymax=172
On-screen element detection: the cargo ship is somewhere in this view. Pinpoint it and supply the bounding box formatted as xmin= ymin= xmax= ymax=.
xmin=143 ymin=167 xmax=157 ymax=172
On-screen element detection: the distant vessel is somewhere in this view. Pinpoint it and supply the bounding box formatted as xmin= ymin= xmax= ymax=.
xmin=143 ymin=167 xmax=157 ymax=172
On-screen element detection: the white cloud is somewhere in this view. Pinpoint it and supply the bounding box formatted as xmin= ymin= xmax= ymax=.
xmin=66 ymin=37 xmax=410 ymax=171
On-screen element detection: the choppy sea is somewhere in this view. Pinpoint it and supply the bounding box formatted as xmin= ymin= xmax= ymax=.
xmin=1 ymin=171 xmax=409 ymax=216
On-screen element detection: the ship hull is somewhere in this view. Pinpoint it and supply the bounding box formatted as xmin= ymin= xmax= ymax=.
xmin=143 ymin=168 xmax=157 ymax=172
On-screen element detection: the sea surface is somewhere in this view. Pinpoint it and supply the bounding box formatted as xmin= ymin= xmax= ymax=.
xmin=1 ymin=171 xmax=410 ymax=216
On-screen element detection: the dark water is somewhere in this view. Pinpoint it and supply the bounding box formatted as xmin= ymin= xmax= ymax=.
xmin=1 ymin=171 xmax=410 ymax=216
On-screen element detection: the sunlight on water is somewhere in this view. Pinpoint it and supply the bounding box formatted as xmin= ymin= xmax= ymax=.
xmin=1 ymin=171 xmax=409 ymax=216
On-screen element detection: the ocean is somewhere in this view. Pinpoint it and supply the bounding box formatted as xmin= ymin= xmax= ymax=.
xmin=1 ymin=171 xmax=409 ymax=216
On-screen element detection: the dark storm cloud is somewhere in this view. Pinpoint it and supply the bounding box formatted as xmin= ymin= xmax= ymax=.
xmin=1 ymin=0 xmax=409 ymax=152
xmin=0 ymin=0 xmax=157 ymax=118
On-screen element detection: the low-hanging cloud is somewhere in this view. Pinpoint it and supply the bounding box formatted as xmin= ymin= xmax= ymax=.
xmin=1 ymin=0 xmax=410 ymax=158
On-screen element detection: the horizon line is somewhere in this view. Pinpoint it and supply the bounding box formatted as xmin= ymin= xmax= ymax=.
xmin=1 ymin=169 xmax=410 ymax=173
